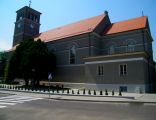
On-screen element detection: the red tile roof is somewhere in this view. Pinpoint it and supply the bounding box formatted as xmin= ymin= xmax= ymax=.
xmin=35 ymin=14 xmax=106 ymax=42
xmin=6 ymin=44 xmax=19 ymax=52
xmin=104 ymin=16 xmax=147 ymax=35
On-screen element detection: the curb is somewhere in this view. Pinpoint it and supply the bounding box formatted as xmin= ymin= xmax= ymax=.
xmin=1 ymin=89 xmax=156 ymax=104
xmin=0 ymin=88 xmax=134 ymax=99
xmin=47 ymin=97 xmax=156 ymax=104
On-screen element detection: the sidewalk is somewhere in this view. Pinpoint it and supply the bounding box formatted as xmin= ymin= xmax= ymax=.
xmin=0 ymin=89 xmax=156 ymax=103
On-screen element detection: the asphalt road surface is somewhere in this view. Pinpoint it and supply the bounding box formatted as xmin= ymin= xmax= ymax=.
xmin=0 ymin=93 xmax=156 ymax=120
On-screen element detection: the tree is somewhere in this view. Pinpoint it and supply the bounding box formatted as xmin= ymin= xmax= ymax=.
xmin=0 ymin=51 xmax=8 ymax=79
xmin=5 ymin=38 xmax=56 ymax=86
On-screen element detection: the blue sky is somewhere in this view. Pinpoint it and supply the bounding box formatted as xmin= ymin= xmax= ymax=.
xmin=0 ymin=0 xmax=156 ymax=61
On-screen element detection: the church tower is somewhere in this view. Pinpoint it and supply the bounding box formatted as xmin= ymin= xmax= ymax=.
xmin=13 ymin=6 xmax=41 ymax=46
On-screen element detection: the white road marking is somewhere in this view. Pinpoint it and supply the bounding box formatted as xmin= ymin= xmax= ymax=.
xmin=0 ymin=102 xmax=16 ymax=105
xmin=0 ymin=95 xmax=43 ymax=109
xmin=0 ymin=105 xmax=7 ymax=108
xmin=144 ymin=103 xmax=156 ymax=106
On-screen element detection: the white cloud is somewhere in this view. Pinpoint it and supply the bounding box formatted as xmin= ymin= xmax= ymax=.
xmin=0 ymin=39 xmax=12 ymax=51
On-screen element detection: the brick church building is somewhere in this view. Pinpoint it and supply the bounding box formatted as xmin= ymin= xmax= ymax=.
xmin=12 ymin=6 xmax=155 ymax=93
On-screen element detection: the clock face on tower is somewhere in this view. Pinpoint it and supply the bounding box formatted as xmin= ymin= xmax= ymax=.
xmin=17 ymin=23 xmax=21 ymax=28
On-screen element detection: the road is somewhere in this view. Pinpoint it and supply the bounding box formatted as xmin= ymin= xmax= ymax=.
xmin=0 ymin=93 xmax=156 ymax=120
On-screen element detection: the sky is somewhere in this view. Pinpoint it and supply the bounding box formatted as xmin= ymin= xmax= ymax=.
xmin=0 ymin=0 xmax=156 ymax=61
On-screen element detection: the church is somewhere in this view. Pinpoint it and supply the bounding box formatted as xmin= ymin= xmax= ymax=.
xmin=12 ymin=6 xmax=155 ymax=93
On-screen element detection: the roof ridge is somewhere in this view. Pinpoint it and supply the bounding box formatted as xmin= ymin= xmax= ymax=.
xmin=39 ymin=14 xmax=106 ymax=34
xmin=104 ymin=16 xmax=147 ymax=35
xmin=35 ymin=13 xmax=107 ymax=42
xmin=111 ymin=16 xmax=147 ymax=24
xmin=44 ymin=30 xmax=91 ymax=42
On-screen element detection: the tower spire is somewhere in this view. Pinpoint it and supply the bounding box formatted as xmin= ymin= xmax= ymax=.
xmin=29 ymin=0 xmax=32 ymax=8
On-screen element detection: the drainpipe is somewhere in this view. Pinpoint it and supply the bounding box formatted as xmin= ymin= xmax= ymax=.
xmin=142 ymin=29 xmax=151 ymax=92
xmin=142 ymin=29 xmax=146 ymax=51
xmin=147 ymin=56 xmax=151 ymax=92
xmin=89 ymin=32 xmax=91 ymax=56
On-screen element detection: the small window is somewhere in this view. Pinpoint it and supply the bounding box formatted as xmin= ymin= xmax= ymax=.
xmin=97 ymin=66 xmax=104 ymax=76
xmin=120 ymin=86 xmax=127 ymax=92
xmin=34 ymin=15 xmax=38 ymax=22
xmin=119 ymin=64 xmax=127 ymax=76
xmin=70 ymin=46 xmax=76 ymax=64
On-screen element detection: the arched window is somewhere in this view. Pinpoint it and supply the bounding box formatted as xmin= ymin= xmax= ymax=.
xmin=70 ymin=46 xmax=76 ymax=64
xmin=126 ymin=40 xmax=135 ymax=52
xmin=127 ymin=44 xmax=134 ymax=52
xmin=107 ymin=42 xmax=116 ymax=55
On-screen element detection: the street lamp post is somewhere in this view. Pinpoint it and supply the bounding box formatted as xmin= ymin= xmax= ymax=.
xmin=48 ymin=73 xmax=52 ymax=99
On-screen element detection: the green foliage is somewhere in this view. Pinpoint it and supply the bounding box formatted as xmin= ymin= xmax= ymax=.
xmin=0 ymin=51 xmax=8 ymax=79
xmin=0 ymin=51 xmax=9 ymax=61
xmin=5 ymin=38 xmax=56 ymax=85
